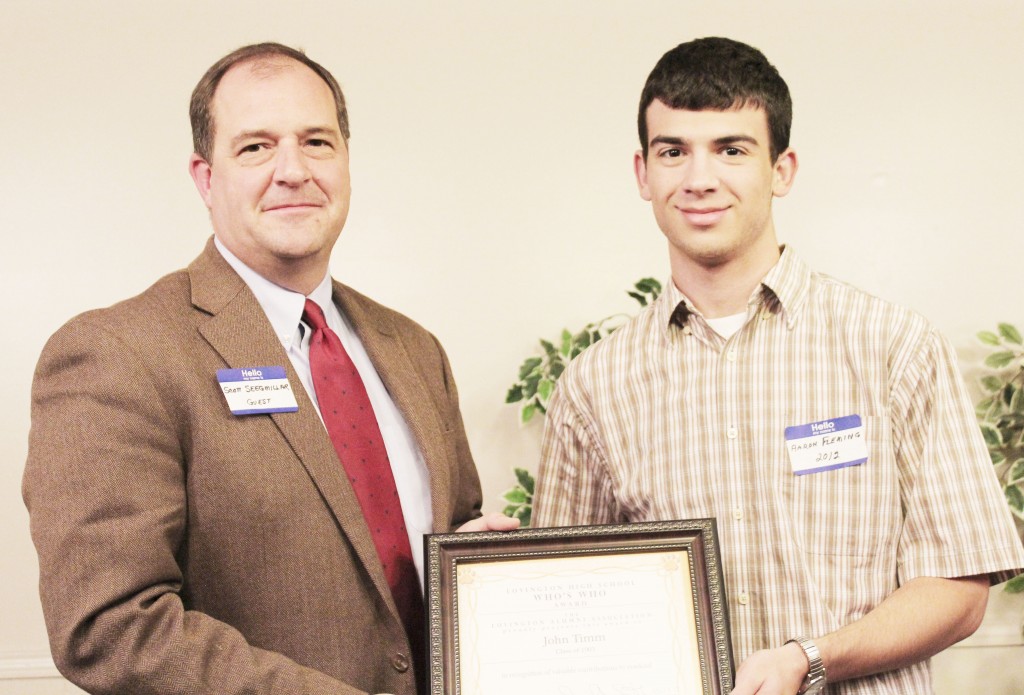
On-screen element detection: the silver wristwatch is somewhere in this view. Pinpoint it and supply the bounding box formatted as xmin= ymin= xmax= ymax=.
xmin=786 ymin=636 xmax=826 ymax=695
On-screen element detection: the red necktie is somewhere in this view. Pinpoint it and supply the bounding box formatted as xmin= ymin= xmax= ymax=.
xmin=303 ymin=299 xmax=425 ymax=676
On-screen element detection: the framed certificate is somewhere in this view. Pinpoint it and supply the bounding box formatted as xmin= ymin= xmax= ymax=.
xmin=424 ymin=519 xmax=733 ymax=695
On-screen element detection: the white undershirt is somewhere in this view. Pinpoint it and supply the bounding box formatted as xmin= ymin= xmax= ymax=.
xmin=705 ymin=312 xmax=747 ymax=339
xmin=214 ymin=237 xmax=433 ymax=590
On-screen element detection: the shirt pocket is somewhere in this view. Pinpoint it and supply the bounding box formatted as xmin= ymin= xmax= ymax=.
xmin=783 ymin=415 xmax=901 ymax=559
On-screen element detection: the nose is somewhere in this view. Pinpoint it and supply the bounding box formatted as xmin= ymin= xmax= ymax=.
xmin=681 ymin=152 xmax=718 ymax=195
xmin=273 ymin=141 xmax=311 ymax=186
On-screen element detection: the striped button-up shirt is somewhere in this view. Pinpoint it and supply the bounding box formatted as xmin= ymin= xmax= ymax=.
xmin=534 ymin=248 xmax=1024 ymax=694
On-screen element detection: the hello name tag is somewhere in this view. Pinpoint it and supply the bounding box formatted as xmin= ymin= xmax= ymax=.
xmin=217 ymin=366 xmax=299 ymax=415
xmin=784 ymin=414 xmax=868 ymax=475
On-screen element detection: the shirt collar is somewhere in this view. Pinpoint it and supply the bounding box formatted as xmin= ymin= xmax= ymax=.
xmin=758 ymin=245 xmax=812 ymax=329
xmin=213 ymin=236 xmax=333 ymax=348
xmin=659 ymin=278 xmax=695 ymax=330
xmin=661 ymin=245 xmax=812 ymax=332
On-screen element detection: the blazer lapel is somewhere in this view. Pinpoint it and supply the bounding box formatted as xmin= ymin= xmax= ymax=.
xmin=333 ymin=282 xmax=453 ymax=533
xmin=187 ymin=241 xmax=395 ymax=614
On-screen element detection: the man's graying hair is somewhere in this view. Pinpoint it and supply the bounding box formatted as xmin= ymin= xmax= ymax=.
xmin=190 ymin=42 xmax=350 ymax=161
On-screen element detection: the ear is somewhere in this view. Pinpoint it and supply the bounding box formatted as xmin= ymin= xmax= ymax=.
xmin=771 ymin=147 xmax=798 ymax=198
xmin=188 ymin=153 xmax=214 ymax=209
xmin=633 ymin=150 xmax=653 ymax=201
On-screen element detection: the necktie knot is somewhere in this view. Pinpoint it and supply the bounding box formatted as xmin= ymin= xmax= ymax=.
xmin=303 ymin=299 xmax=329 ymax=332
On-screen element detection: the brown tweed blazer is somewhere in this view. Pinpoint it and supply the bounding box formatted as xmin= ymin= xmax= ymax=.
xmin=23 ymin=239 xmax=483 ymax=695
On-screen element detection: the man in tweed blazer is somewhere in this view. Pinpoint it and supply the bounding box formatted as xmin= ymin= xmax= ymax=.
xmin=23 ymin=42 xmax=514 ymax=695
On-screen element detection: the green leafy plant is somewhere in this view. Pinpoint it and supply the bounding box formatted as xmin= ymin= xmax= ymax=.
xmin=501 ymin=467 xmax=534 ymax=526
xmin=505 ymin=278 xmax=662 ymax=425
xmin=977 ymin=322 xmax=1024 ymax=594
xmin=500 ymin=278 xmax=661 ymax=527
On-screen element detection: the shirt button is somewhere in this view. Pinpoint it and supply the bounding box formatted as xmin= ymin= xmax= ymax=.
xmin=727 ymin=426 xmax=738 ymax=439
xmin=726 ymin=349 xmax=737 ymax=362
xmin=391 ymin=653 xmax=410 ymax=673
xmin=738 ymin=592 xmax=750 ymax=605
xmin=682 ymin=325 xmax=692 ymax=335
xmin=732 ymin=508 xmax=743 ymax=520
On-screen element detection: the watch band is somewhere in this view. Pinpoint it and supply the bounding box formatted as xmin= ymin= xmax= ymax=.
xmin=786 ymin=636 xmax=827 ymax=694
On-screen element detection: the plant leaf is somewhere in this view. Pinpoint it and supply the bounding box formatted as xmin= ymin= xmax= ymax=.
xmin=627 ymin=291 xmax=647 ymax=307
xmin=503 ymin=488 xmax=527 ymax=503
xmin=550 ymin=361 xmax=565 ymax=379
xmin=540 ymin=339 xmax=557 ymax=357
xmin=976 ymin=396 xmax=996 ymax=417
xmin=996 ymin=423 xmax=1016 ymax=448
xmin=560 ymin=329 xmax=572 ymax=357
xmin=505 ymin=384 xmax=524 ymax=404
xmin=980 ymin=376 xmax=1003 ymax=393
xmin=1007 ymin=458 xmax=1024 ymax=485
xmin=985 ymin=351 xmax=1016 ymax=369
xmin=978 ymin=331 xmax=1001 ymax=346
xmin=998 ymin=323 xmax=1023 ymax=345
xmin=518 ymin=356 xmax=543 ymax=380
xmin=1004 ymin=572 xmax=1024 ymax=594
xmin=984 ymin=398 xmax=1004 ymax=421
xmin=521 ymin=403 xmax=537 ymax=424
xmin=635 ymin=278 xmax=655 ymax=293
xmin=1012 ymin=386 xmax=1024 ymax=414
xmin=1005 ymin=484 xmax=1024 ymax=519
xmin=538 ymin=378 xmax=554 ymax=402
xmin=991 ymin=450 xmax=1007 ymax=466
xmin=635 ymin=278 xmax=662 ymax=299
xmin=981 ymin=422 xmax=1004 ymax=447
xmin=514 ymin=467 xmax=535 ymax=494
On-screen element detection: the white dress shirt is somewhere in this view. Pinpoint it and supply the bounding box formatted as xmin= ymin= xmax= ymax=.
xmin=214 ymin=237 xmax=433 ymax=589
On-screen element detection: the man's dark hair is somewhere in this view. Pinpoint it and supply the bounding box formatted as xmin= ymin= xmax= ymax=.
xmin=190 ymin=42 xmax=349 ymax=162
xmin=637 ymin=37 xmax=791 ymax=161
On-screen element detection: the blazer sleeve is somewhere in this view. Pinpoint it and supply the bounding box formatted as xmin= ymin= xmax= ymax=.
xmin=430 ymin=332 xmax=483 ymax=531
xmin=23 ymin=315 xmax=365 ymax=695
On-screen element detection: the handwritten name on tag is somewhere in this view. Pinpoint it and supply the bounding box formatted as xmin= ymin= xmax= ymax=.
xmin=217 ymin=366 xmax=298 ymax=416
xmin=784 ymin=414 xmax=867 ymax=475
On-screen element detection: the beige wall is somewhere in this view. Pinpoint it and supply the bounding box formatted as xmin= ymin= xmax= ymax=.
xmin=2 ymin=0 xmax=1022 ymax=691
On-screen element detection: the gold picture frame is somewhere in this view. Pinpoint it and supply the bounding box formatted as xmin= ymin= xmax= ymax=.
xmin=424 ymin=519 xmax=733 ymax=695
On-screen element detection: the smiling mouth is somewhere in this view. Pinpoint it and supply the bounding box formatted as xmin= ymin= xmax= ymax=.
xmin=680 ymin=207 xmax=727 ymax=227
xmin=264 ymin=203 xmax=322 ymax=212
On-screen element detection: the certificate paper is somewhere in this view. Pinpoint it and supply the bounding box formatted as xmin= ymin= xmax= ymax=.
xmin=426 ymin=520 xmax=733 ymax=695
xmin=455 ymin=551 xmax=701 ymax=695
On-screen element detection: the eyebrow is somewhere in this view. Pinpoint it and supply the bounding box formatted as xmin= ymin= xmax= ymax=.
xmin=229 ymin=126 xmax=340 ymax=149
xmin=648 ymin=134 xmax=761 ymax=149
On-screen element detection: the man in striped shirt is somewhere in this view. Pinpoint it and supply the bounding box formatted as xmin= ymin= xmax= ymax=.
xmin=534 ymin=37 xmax=1024 ymax=695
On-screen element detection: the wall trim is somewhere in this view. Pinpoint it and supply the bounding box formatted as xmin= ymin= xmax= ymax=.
xmin=0 ymin=655 xmax=61 ymax=680
xmin=0 ymin=623 xmax=1017 ymax=680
